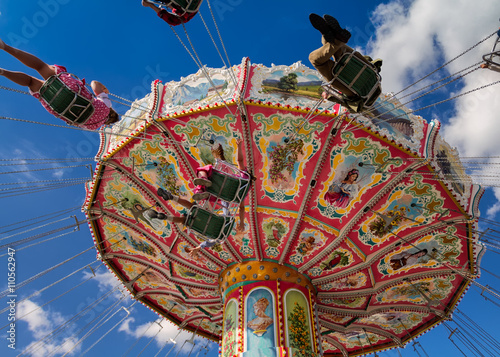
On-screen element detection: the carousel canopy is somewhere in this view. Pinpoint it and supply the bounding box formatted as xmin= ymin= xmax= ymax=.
xmin=83 ymin=58 xmax=483 ymax=356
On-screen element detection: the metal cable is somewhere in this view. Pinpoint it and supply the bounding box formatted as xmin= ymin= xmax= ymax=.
xmin=393 ymin=30 xmax=497 ymax=96
xmin=0 ymin=245 xmax=95 ymax=299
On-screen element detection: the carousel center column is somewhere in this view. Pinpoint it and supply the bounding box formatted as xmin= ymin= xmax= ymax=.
xmin=219 ymin=261 xmax=320 ymax=357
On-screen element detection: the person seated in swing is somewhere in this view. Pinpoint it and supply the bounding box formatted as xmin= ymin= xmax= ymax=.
xmin=308 ymin=14 xmax=383 ymax=103
xmin=0 ymin=39 xmax=119 ymax=129
xmin=155 ymin=190 xmax=195 ymax=224
xmin=157 ymin=179 xmax=246 ymax=233
xmin=185 ymin=239 xmax=218 ymax=259
xmin=192 ymin=138 xmax=250 ymax=201
xmin=141 ymin=0 xmax=199 ymax=26
xmin=156 ymin=142 xmax=248 ymax=233
xmin=192 ymin=139 xmax=249 ymax=230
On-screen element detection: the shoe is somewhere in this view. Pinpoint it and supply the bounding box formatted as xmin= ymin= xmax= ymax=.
xmin=193 ymin=177 xmax=212 ymax=187
xmin=323 ymin=15 xmax=351 ymax=43
xmin=192 ymin=192 xmax=210 ymax=201
xmin=309 ymin=13 xmax=337 ymax=44
xmin=372 ymin=58 xmax=383 ymax=72
xmin=157 ymin=187 xmax=173 ymax=201
xmin=156 ymin=213 xmax=169 ymax=220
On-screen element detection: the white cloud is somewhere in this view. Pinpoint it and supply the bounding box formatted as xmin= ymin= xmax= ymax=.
xmin=486 ymin=201 xmax=500 ymax=218
xmin=119 ymin=317 xmax=215 ymax=354
xmin=365 ymin=0 xmax=500 ymax=214
xmin=486 ymin=187 xmax=500 ymax=219
xmin=52 ymin=169 xmax=65 ymax=179
xmin=83 ymin=268 xmax=122 ymax=293
xmin=16 ymin=299 xmax=82 ymax=356
xmin=17 ymin=299 xmax=55 ymax=339
xmin=367 ymin=0 xmax=498 ymax=97
xmin=21 ymin=337 xmax=80 ymax=357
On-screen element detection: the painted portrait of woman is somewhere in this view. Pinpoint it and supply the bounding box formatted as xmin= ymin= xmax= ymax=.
xmin=389 ymin=249 xmax=429 ymax=271
xmin=324 ymin=169 xmax=359 ymax=208
xmin=247 ymin=297 xmax=274 ymax=334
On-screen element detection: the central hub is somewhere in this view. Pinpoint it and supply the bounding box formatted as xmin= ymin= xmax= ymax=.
xmin=219 ymin=261 xmax=316 ymax=297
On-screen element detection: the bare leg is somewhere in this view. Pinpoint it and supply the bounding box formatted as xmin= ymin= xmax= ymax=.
xmin=1 ymin=41 xmax=56 ymax=80
xmin=170 ymin=216 xmax=186 ymax=224
xmin=91 ymin=80 xmax=109 ymax=95
xmin=142 ymin=0 xmax=161 ymax=14
xmin=0 ymin=69 xmax=44 ymax=92
xmin=236 ymin=138 xmax=245 ymax=170
xmin=194 ymin=168 xmax=212 ymax=188
xmin=176 ymin=196 xmax=193 ymax=210
xmin=157 ymin=188 xmax=195 ymax=208
xmin=237 ymin=202 xmax=246 ymax=231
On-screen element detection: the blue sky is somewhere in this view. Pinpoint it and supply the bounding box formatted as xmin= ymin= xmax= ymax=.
xmin=1 ymin=0 xmax=500 ymax=356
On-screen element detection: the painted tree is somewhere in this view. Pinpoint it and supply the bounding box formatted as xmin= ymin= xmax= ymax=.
xmin=268 ymin=139 xmax=304 ymax=183
xmin=278 ymin=73 xmax=298 ymax=92
xmin=288 ymin=302 xmax=313 ymax=357
xmin=157 ymin=157 xmax=182 ymax=195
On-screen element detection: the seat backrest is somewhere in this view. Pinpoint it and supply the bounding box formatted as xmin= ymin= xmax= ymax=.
xmin=39 ymin=75 xmax=94 ymax=124
xmin=185 ymin=206 xmax=235 ymax=241
xmin=171 ymin=0 xmax=203 ymax=12
xmin=206 ymin=169 xmax=250 ymax=203
xmin=333 ymin=53 xmax=380 ymax=99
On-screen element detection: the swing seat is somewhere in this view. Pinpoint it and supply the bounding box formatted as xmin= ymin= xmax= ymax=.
xmin=482 ymin=31 xmax=500 ymax=72
xmin=185 ymin=205 xmax=235 ymax=241
xmin=323 ymin=51 xmax=382 ymax=113
xmin=39 ymin=74 xmax=94 ymax=124
xmin=206 ymin=166 xmax=250 ymax=203
xmin=155 ymin=0 xmax=203 ymax=13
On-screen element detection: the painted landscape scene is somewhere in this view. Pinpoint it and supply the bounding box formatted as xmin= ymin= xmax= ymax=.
xmin=260 ymin=71 xmax=323 ymax=101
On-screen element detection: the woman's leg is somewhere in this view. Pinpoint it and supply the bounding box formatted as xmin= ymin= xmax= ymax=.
xmin=156 ymin=188 xmax=193 ymax=209
xmin=194 ymin=165 xmax=212 ymax=187
xmin=0 ymin=69 xmax=44 ymax=92
xmin=0 ymin=39 xmax=56 ymax=80
xmin=176 ymin=197 xmax=193 ymax=209
xmin=169 ymin=215 xmax=186 ymax=224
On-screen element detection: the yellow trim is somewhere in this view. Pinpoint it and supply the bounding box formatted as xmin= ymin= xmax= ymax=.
xmin=308 ymin=288 xmax=319 ymax=355
xmin=243 ymin=101 xmax=339 ymax=117
xmin=220 ymin=261 xmax=315 ymax=293
xmin=156 ymin=100 xmax=238 ymax=121
xmin=276 ymin=280 xmax=282 ymax=347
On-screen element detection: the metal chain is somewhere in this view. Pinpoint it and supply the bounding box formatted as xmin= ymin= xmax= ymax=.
xmin=394 ymin=30 xmax=498 ymax=96
xmin=0 ymin=84 xmax=30 ymax=95
xmin=409 ymin=79 xmax=500 ymax=113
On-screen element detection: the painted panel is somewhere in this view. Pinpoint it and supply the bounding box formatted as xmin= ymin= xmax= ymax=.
xmin=222 ymin=299 xmax=238 ymax=357
xmin=284 ymin=289 xmax=314 ymax=356
xmin=356 ymin=311 xmax=428 ymax=334
xmin=318 ymin=271 xmax=371 ymax=292
xmin=245 ymin=288 xmax=277 ymax=353
xmin=251 ymin=110 xmax=325 ymax=204
xmin=315 ymin=131 xmax=403 ymax=220
xmin=373 ymin=275 xmax=457 ymax=305
xmin=248 ymin=62 xmax=333 ymax=109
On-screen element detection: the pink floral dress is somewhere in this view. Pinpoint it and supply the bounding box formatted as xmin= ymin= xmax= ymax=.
xmin=31 ymin=65 xmax=110 ymax=130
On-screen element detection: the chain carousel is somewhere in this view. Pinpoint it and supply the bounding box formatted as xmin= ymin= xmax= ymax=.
xmin=82 ymin=57 xmax=484 ymax=357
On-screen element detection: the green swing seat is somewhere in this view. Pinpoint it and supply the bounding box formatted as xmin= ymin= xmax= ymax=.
xmin=39 ymin=74 xmax=94 ymax=124
xmin=184 ymin=160 xmax=249 ymax=241
xmin=482 ymin=30 xmax=500 ymax=72
xmin=184 ymin=205 xmax=235 ymax=241
xmin=206 ymin=168 xmax=250 ymax=203
xmin=324 ymin=51 xmax=382 ymax=113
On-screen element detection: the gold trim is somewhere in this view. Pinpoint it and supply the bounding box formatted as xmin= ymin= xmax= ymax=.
xmin=219 ymin=261 xmax=315 ymax=294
